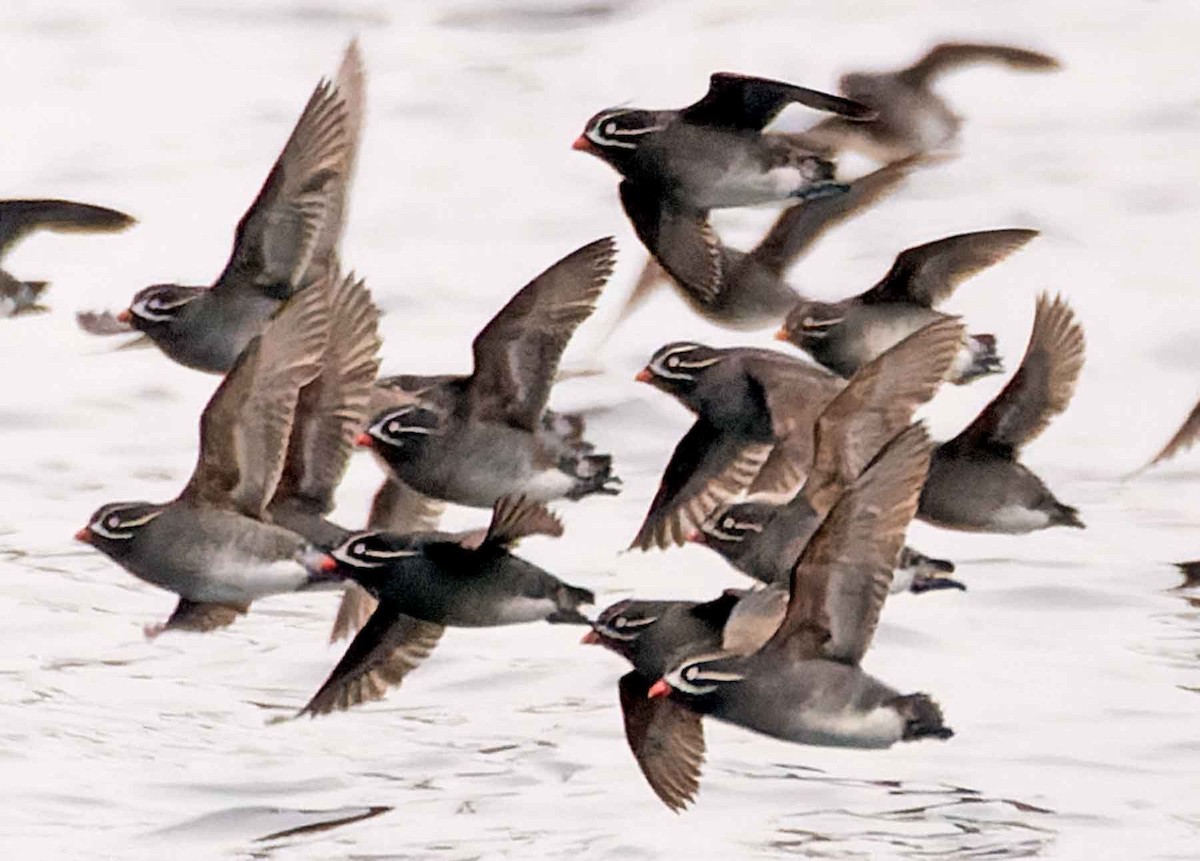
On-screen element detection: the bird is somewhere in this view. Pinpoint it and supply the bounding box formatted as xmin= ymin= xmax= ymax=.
xmin=357 ymin=237 xmax=621 ymax=507
xmin=629 ymin=342 xmax=843 ymax=550
xmin=75 ymin=265 xmax=350 ymax=636
xmin=1137 ymin=398 xmax=1199 ymax=472
xmin=0 ymin=199 xmax=135 ymax=316
xmin=919 ymin=293 xmax=1085 ymax=533
xmin=777 ymin=228 xmax=1036 ymax=385
xmin=574 ymin=72 xmax=873 ymax=305
xmin=688 ymin=316 xmax=968 ymax=593
xmin=297 ymin=495 xmax=593 ymax=716
xmin=614 ymin=157 xmax=917 ymax=330
xmin=639 ymin=424 xmax=950 ymax=810
xmin=803 ymin=42 xmax=1061 ymax=162
xmin=78 ymin=40 xmax=365 ymax=373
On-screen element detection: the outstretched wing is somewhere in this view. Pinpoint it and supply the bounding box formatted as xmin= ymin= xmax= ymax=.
xmin=178 ymin=268 xmax=330 ymax=515
xmin=899 ymin=42 xmax=1061 ymax=87
xmin=749 ymin=158 xmax=914 ymax=277
xmin=630 ymin=418 xmax=771 ymax=550
xmin=803 ymin=317 xmax=962 ymax=515
xmin=859 ymin=229 xmax=1038 ymax=308
xmin=0 ymin=199 xmax=135 ymax=260
xmin=946 ymin=294 xmax=1085 ymax=459
xmin=213 ymin=70 xmax=350 ymax=299
xmin=301 ymin=602 xmax=444 ymax=717
xmin=680 ymin=72 xmax=874 ymax=130
xmin=467 ymin=237 xmax=616 ymax=431
xmin=271 ymin=271 xmax=381 ymax=515
xmin=764 ymin=424 xmax=932 ymax=664
xmin=1141 ymin=399 xmax=1200 ymax=471
xmin=620 ymin=182 xmax=722 ymax=310
xmin=618 ymin=672 xmax=706 ymax=813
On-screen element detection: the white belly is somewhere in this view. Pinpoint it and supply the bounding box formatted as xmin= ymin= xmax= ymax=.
xmin=988 ymin=505 xmax=1052 ymax=534
xmin=519 ymin=468 xmax=577 ymax=502
xmin=791 ymin=705 xmax=906 ymax=749
xmin=191 ymin=553 xmax=309 ymax=603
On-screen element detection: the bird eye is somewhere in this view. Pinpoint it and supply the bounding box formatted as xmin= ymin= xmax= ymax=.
xmin=613 ymin=616 xmax=627 ymax=628
xmin=386 ymin=421 xmax=400 ymax=435
xmin=666 ymin=356 xmax=679 ymax=368
xmin=604 ymin=121 xmax=616 ymax=135
xmin=683 ymin=665 xmax=698 ymax=682
xmin=354 ymin=542 xmax=366 ymax=555
xmin=802 ymin=317 xmax=815 ymax=327
xmin=106 ymin=515 xmax=120 ymax=528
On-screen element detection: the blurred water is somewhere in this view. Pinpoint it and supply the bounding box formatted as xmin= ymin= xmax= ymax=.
xmin=1 ymin=1 xmax=1198 ymax=858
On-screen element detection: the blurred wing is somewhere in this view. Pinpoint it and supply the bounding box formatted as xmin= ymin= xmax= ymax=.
xmin=860 ymin=229 xmax=1038 ymax=308
xmin=618 ymin=672 xmax=706 ymax=813
xmin=76 ymin=309 xmax=136 ymax=336
xmin=680 ymin=72 xmax=874 ymax=130
xmin=272 ymin=272 xmax=381 ymax=515
xmin=213 ymin=74 xmax=349 ymax=298
xmin=179 ymin=269 xmax=330 ymax=514
xmin=630 ymin=418 xmax=771 ymax=550
xmin=749 ymin=159 xmax=914 ymax=276
xmin=900 ymin=42 xmax=1061 ymax=86
xmin=720 ymin=587 xmax=787 ymax=655
xmin=0 ymin=199 xmax=135 ymax=260
xmin=766 ymin=424 xmax=932 ymax=664
xmin=366 ymin=478 xmax=446 ymax=533
xmin=329 ymin=584 xmax=377 ymax=643
xmin=467 ymin=237 xmax=616 ymax=430
xmin=947 ymin=294 xmax=1084 ymax=458
xmin=620 ymin=182 xmax=722 ymax=308
xmin=803 ymin=317 xmax=963 ymax=515
xmin=1142 ymin=399 xmax=1200 ymax=470
xmin=484 ymin=495 xmax=564 ymax=546
xmin=301 ymin=603 xmax=444 ymax=716
xmin=152 ymin=598 xmax=249 ymax=635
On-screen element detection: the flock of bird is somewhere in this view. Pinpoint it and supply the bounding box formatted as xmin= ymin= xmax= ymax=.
xmin=5 ymin=38 xmax=1197 ymax=813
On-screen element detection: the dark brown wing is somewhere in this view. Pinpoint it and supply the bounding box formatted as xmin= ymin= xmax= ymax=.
xmin=329 ymin=584 xmax=376 ymax=644
xmin=0 ymin=199 xmax=135 ymax=260
xmin=1143 ymin=399 xmax=1200 ymax=470
xmin=212 ymin=73 xmax=349 ymax=299
xmin=178 ymin=268 xmax=330 ymax=514
xmin=946 ymin=294 xmax=1085 ymax=459
xmin=272 ymin=272 xmax=381 ymax=515
xmin=467 ymin=237 xmax=616 ymax=431
xmin=720 ymin=587 xmax=787 ymax=655
xmin=145 ymin=598 xmax=249 ymax=637
xmin=749 ymin=159 xmax=915 ymax=276
xmin=743 ymin=354 xmax=844 ymax=496
xmin=630 ymin=418 xmax=772 ymax=550
xmin=803 ymin=318 xmax=963 ymax=515
xmin=484 ymin=495 xmax=564 ymax=546
xmin=620 ymin=182 xmax=723 ymax=308
xmin=899 ymin=42 xmax=1061 ymax=87
xmin=301 ymin=602 xmax=444 ymax=716
xmin=618 ymin=672 xmax=706 ymax=813
xmin=679 ymin=72 xmax=873 ymax=130
xmin=764 ymin=424 xmax=932 ymax=664
xmin=860 ymin=229 xmax=1038 ymax=308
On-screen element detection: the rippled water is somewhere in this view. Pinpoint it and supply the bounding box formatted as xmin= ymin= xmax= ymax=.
xmin=2 ymin=1 xmax=1198 ymax=858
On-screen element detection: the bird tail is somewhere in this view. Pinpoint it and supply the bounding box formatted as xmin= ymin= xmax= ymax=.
xmin=891 ymin=693 xmax=954 ymax=741
xmin=547 ymin=582 xmax=595 ymax=624
xmin=1051 ymin=501 xmax=1085 ymax=529
xmin=565 ymin=453 xmax=622 ymax=499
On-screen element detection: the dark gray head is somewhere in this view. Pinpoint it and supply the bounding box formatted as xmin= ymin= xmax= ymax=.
xmin=691 ymin=501 xmax=775 ymax=563
xmin=636 ymin=342 xmax=725 ymax=398
xmin=76 ymin=501 xmax=166 ymax=560
xmin=359 ymin=405 xmax=444 ymax=460
xmin=327 ymin=530 xmax=425 ymax=591
xmin=654 ymin=651 xmax=747 ymax=700
xmin=778 ymin=300 xmax=848 ymax=349
xmin=574 ymin=107 xmax=672 ymax=171
xmin=123 ymin=283 xmax=204 ymax=333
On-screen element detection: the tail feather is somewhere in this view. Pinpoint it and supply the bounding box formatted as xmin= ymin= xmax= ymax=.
xmin=547 ymin=582 xmax=595 ymax=624
xmin=891 ymin=693 xmax=953 ymax=741
xmin=951 ymin=333 xmax=1003 ymax=385
xmin=1052 ymin=502 xmax=1085 ymax=529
